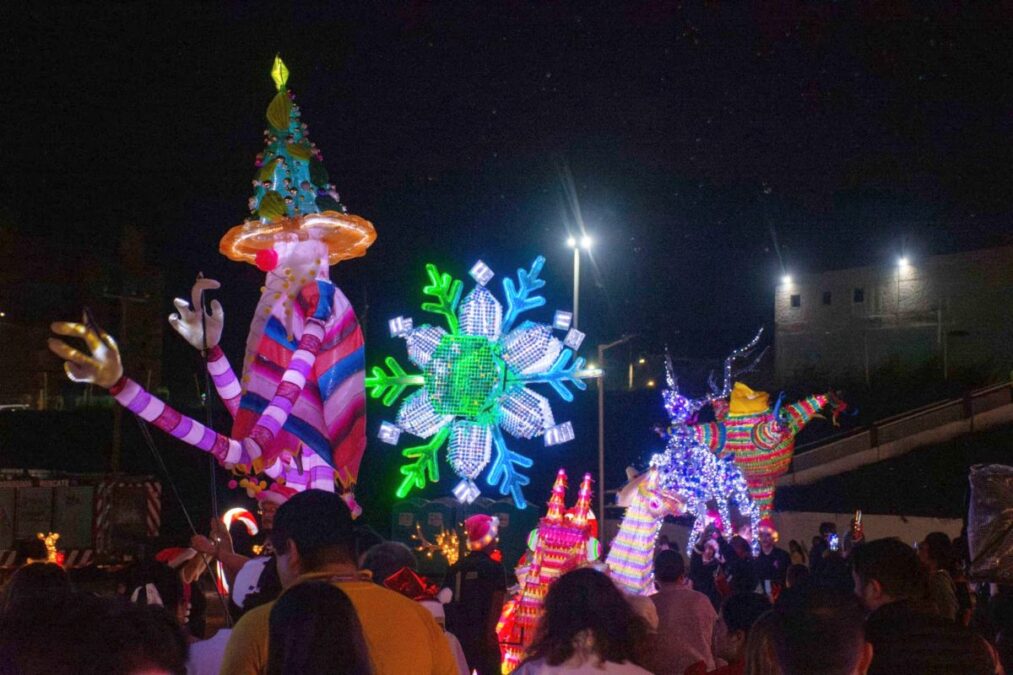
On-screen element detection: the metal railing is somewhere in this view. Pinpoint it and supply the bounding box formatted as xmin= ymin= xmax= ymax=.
xmin=789 ymin=381 xmax=1013 ymax=474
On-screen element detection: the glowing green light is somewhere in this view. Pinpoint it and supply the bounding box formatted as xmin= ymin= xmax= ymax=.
xmin=425 ymin=335 xmax=500 ymax=417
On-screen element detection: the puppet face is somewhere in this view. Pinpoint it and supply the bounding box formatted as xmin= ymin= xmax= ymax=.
xmin=269 ymin=237 xmax=329 ymax=278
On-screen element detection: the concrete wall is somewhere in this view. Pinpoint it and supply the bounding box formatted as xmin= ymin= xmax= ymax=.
xmin=615 ymin=511 xmax=963 ymax=554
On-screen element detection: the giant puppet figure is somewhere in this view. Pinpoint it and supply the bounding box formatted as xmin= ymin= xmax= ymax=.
xmin=48 ymin=57 xmax=374 ymax=510
xmin=689 ymin=378 xmax=846 ymax=534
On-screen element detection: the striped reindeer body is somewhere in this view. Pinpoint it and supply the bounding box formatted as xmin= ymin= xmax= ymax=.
xmin=690 ymin=384 xmax=839 ymax=521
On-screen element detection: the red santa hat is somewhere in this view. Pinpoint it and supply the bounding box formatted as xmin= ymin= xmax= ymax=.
xmin=464 ymin=514 xmax=499 ymax=551
xmin=757 ymin=517 xmax=779 ymax=542
xmin=383 ymin=566 xmax=440 ymax=602
xmin=155 ymin=547 xmax=197 ymax=570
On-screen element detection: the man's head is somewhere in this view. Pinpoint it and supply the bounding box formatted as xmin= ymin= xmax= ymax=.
xmin=360 ymin=541 xmax=416 ymax=585
xmin=258 ymin=500 xmax=279 ymax=531
xmin=269 ymin=490 xmax=356 ymax=587
xmin=917 ymin=531 xmax=952 ymax=573
xmin=819 ymin=522 xmax=837 ymax=539
xmin=713 ymin=592 xmax=772 ymax=663
xmin=654 ymin=549 xmax=686 ymax=585
xmin=772 ymin=589 xmax=872 ymax=675
xmin=759 ymin=530 xmax=775 ymax=550
xmin=850 ymin=537 xmax=923 ymax=612
xmin=730 ymin=535 xmax=750 ymax=559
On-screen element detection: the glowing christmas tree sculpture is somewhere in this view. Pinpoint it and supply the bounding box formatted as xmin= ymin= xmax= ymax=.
xmin=498 ymin=469 xmax=600 ymax=672
xmin=367 ymin=256 xmax=591 ymax=508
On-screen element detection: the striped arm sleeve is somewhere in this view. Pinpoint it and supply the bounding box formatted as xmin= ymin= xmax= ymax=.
xmin=206 ymin=345 xmax=241 ymax=417
xmin=242 ymin=319 xmax=326 ymax=471
xmin=110 ymin=377 xmax=244 ymax=466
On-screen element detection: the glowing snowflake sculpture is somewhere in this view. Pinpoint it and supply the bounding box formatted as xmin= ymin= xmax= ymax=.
xmin=649 ymin=332 xmax=764 ymax=553
xmin=367 ymin=256 xmax=592 ymax=508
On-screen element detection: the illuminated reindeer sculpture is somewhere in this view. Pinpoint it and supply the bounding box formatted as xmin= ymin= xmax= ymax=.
xmin=650 ymin=332 xmax=765 ymax=552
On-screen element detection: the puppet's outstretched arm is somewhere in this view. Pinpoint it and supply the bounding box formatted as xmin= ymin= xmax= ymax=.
xmin=168 ymin=277 xmax=241 ymax=417
xmin=49 ymin=283 xmax=334 ymax=472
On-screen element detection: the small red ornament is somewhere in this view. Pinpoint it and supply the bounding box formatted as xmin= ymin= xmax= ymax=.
xmin=255 ymin=248 xmax=279 ymax=272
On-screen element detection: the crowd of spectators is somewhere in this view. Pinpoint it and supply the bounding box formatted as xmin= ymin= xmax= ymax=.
xmin=0 ymin=495 xmax=1010 ymax=675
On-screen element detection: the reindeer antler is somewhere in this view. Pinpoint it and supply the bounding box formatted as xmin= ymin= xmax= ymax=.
xmin=701 ymin=327 xmax=765 ymax=406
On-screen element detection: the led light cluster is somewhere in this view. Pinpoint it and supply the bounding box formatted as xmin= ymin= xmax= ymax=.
xmin=367 ymin=257 xmax=591 ymax=508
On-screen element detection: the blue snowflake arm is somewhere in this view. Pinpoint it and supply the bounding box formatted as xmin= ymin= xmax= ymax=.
xmin=517 ymin=349 xmax=588 ymax=402
xmin=487 ymin=427 xmax=533 ymax=508
xmin=501 ymin=256 xmax=547 ymax=333
xmin=365 ymin=356 xmax=424 ymax=406
xmin=395 ymin=426 xmax=450 ymax=499
xmin=421 ymin=264 xmax=463 ymax=334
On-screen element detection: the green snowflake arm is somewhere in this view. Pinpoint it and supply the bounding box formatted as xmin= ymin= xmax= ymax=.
xmin=501 ymin=256 xmax=547 ymax=334
xmin=487 ymin=427 xmax=533 ymax=508
xmin=396 ymin=426 xmax=450 ymax=499
xmin=514 ymin=349 xmax=588 ymax=402
xmin=421 ymin=264 xmax=463 ymax=334
xmin=365 ymin=356 xmax=424 ymax=406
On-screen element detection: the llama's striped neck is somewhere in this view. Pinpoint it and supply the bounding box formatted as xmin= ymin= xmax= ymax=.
xmin=606 ymin=502 xmax=663 ymax=595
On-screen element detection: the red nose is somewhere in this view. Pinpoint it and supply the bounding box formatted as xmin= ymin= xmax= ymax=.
xmin=255 ymin=248 xmax=279 ymax=272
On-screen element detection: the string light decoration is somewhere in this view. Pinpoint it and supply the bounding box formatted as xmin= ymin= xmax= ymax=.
xmin=217 ymin=508 xmax=260 ymax=594
xmin=649 ymin=332 xmax=765 ymax=554
xmin=411 ymin=522 xmax=461 ymax=566
xmin=498 ymin=469 xmax=600 ymax=672
xmin=36 ymin=532 xmax=62 ymax=566
xmin=367 ymin=256 xmax=593 ymax=508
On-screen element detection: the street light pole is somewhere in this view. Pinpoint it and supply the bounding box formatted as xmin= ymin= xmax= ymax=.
xmin=567 ymin=235 xmax=591 ymax=329
xmin=573 ymin=245 xmax=581 ymax=330
xmin=597 ymin=334 xmax=635 ymax=541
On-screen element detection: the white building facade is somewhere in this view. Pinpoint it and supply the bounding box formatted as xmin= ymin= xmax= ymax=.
xmin=774 ymin=246 xmax=1013 ymax=383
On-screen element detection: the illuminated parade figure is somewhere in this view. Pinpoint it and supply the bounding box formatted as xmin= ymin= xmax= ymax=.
xmin=605 ymin=467 xmax=687 ymax=596
xmin=498 ymin=469 xmax=600 ymax=672
xmin=650 ymin=332 xmax=764 ymax=553
xmin=367 ymin=257 xmax=592 ymax=508
xmin=687 ymin=381 xmax=846 ymax=531
xmin=48 ymin=57 xmax=374 ymax=510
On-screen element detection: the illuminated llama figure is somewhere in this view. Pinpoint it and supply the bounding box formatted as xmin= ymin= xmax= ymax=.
xmin=499 ymin=469 xmax=599 ymax=672
xmin=605 ymin=467 xmax=686 ymax=596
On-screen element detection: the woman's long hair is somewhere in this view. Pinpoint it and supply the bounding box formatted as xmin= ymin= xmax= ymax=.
xmin=267 ymin=581 xmax=373 ymax=675
xmin=524 ymin=567 xmax=648 ymax=667
xmin=742 ymin=610 xmax=780 ymax=675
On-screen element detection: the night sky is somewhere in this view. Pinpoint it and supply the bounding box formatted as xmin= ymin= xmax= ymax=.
xmin=3 ymin=3 xmax=1013 ymax=525
xmin=5 ymin=3 xmax=1012 ymax=360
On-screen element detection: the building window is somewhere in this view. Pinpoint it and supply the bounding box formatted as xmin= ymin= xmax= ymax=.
xmin=822 ymin=291 xmax=832 ymax=305
xmin=853 ymin=288 xmax=865 ymax=303
xmin=790 ymin=294 xmax=801 ymax=308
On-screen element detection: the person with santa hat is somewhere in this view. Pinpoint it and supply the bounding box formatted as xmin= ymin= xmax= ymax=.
xmin=442 ymin=514 xmax=507 ymax=675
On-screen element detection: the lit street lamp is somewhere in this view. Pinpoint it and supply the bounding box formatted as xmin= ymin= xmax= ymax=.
xmin=567 ymin=235 xmax=592 ymax=329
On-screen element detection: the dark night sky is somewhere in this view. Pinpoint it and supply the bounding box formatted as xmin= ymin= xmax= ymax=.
xmin=4 ymin=2 xmax=1013 ymax=363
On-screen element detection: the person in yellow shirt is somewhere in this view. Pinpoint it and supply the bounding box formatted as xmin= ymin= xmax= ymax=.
xmin=220 ymin=490 xmax=457 ymax=675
